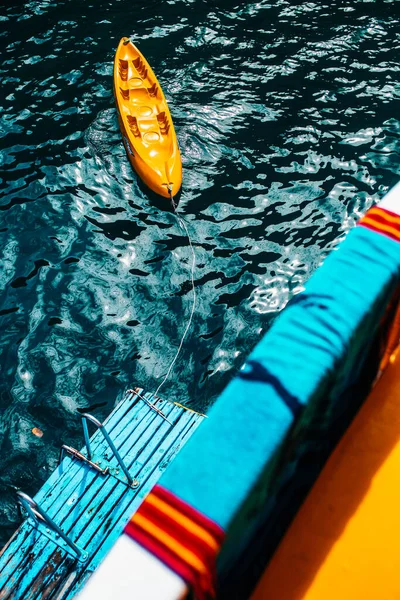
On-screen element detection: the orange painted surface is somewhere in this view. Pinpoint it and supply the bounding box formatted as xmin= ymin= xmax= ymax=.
xmin=252 ymin=356 xmax=400 ymax=600
xmin=113 ymin=38 xmax=182 ymax=199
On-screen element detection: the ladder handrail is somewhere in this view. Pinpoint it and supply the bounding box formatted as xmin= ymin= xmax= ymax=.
xmin=81 ymin=413 xmax=138 ymax=488
xmin=16 ymin=491 xmax=87 ymax=562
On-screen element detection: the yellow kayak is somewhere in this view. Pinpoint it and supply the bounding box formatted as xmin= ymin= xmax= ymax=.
xmin=113 ymin=38 xmax=182 ymax=200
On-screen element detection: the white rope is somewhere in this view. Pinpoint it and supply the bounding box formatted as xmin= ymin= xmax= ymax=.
xmin=149 ymin=210 xmax=197 ymax=402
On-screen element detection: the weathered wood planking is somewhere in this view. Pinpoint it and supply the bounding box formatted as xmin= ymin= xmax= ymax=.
xmin=0 ymin=389 xmax=204 ymax=599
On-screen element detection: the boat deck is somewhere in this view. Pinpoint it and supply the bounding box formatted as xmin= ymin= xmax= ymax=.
xmin=0 ymin=389 xmax=204 ymax=599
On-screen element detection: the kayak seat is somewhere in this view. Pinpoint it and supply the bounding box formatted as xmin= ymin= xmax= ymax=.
xmin=157 ymin=112 xmax=170 ymax=136
xmin=118 ymin=59 xmax=128 ymax=82
xmin=147 ymin=83 xmax=159 ymax=98
xmin=128 ymin=77 xmax=144 ymax=89
xmin=138 ymin=119 xmax=158 ymax=133
xmin=143 ymin=131 xmax=161 ymax=143
xmin=126 ymin=116 xmax=141 ymax=138
xmin=119 ymin=87 xmax=130 ymax=101
xmin=130 ymin=88 xmax=151 ymax=103
xmin=132 ymin=57 xmax=148 ymax=80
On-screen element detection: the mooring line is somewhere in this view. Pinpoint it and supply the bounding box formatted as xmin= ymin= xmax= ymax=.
xmin=148 ymin=195 xmax=197 ymax=403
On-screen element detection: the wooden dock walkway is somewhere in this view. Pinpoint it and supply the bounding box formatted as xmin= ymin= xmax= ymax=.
xmin=0 ymin=389 xmax=204 ymax=599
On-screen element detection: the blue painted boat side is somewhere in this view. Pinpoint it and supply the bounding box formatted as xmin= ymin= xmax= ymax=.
xmin=153 ymin=218 xmax=400 ymax=596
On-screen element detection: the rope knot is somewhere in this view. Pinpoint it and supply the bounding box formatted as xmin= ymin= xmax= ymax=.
xmin=168 ymin=184 xmax=177 ymax=211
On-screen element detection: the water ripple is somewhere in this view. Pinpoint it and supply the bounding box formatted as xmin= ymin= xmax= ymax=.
xmin=1 ymin=0 xmax=399 ymax=544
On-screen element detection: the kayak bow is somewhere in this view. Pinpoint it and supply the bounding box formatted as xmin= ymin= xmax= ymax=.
xmin=113 ymin=37 xmax=182 ymax=199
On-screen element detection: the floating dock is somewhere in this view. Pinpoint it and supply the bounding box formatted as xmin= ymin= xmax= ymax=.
xmin=0 ymin=389 xmax=204 ymax=599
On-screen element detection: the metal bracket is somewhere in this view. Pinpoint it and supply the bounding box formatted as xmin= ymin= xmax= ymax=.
xmin=81 ymin=413 xmax=139 ymax=488
xmin=16 ymin=492 xmax=88 ymax=563
xmin=59 ymin=445 xmax=109 ymax=475
xmin=127 ymin=389 xmax=173 ymax=425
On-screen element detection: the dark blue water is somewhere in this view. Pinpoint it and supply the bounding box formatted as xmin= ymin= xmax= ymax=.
xmin=1 ymin=0 xmax=399 ymax=545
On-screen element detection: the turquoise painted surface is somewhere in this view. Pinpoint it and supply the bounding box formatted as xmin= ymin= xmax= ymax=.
xmin=0 ymin=392 xmax=204 ymax=598
xmin=161 ymin=224 xmax=400 ymax=530
xmin=155 ymin=224 xmax=399 ymax=599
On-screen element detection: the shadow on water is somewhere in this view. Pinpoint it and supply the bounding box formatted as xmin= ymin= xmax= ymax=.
xmin=0 ymin=0 xmax=400 ymax=543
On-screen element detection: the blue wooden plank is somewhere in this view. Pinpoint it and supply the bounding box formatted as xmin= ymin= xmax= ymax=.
xmin=0 ymin=391 xmax=205 ymax=600
xmin=100 ymin=388 xmax=142 ymax=432
xmin=0 ymin=527 xmax=46 ymax=591
xmin=45 ymin=561 xmax=80 ymax=600
xmin=35 ymin=455 xmax=96 ymax=509
xmin=33 ymin=389 xmax=143 ymax=504
xmin=129 ymin=410 xmax=192 ymax=473
xmin=33 ymin=471 xmax=113 ymax=558
xmin=98 ymin=394 xmax=173 ymax=458
xmin=134 ymin=413 xmax=202 ymax=486
xmin=62 ymin=414 xmax=203 ymax=598
xmin=5 ymin=472 xmax=128 ymax=597
xmin=159 ymin=415 xmax=203 ymax=471
xmin=41 ymin=465 xmax=99 ymax=520
xmin=0 ymin=412 xmax=189 ymax=592
xmin=97 ymin=401 xmax=178 ymax=475
xmin=13 ymin=450 xmax=137 ymax=591
xmin=0 ymin=465 xmax=99 ymax=589
xmin=0 ymin=500 xmax=83 ymax=592
xmin=68 ymin=413 xmax=203 ymax=593
xmin=7 ymin=542 xmax=68 ymax=598
xmin=0 ymin=409 xmax=168 ymax=593
xmin=97 ymin=404 xmax=158 ymax=463
xmin=0 ymin=522 xmax=32 ymax=577
xmin=74 ymin=413 xmax=197 ymax=558
xmin=10 ymin=479 xmax=125 ymax=599
xmin=85 ymin=412 xmax=199 ymax=553
xmin=3 ymin=547 xmax=70 ymax=600
xmin=0 ymin=530 xmax=44 ymax=597
xmin=35 ymin=455 xmax=78 ymax=504
xmin=26 ymin=554 xmax=74 ymax=600
xmin=38 ymin=398 xmax=150 ymax=505
xmin=85 ymin=389 xmax=147 ymax=456
xmin=23 ymin=483 xmax=134 ymax=597
xmin=122 ymin=401 xmax=183 ymax=462
xmin=0 ymin=399 xmax=154 ymax=589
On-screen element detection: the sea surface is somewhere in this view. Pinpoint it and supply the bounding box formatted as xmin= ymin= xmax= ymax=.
xmin=0 ymin=0 xmax=399 ymax=545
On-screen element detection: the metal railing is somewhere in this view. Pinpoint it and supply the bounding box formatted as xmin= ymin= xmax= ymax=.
xmin=81 ymin=413 xmax=139 ymax=488
xmin=16 ymin=491 xmax=88 ymax=562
